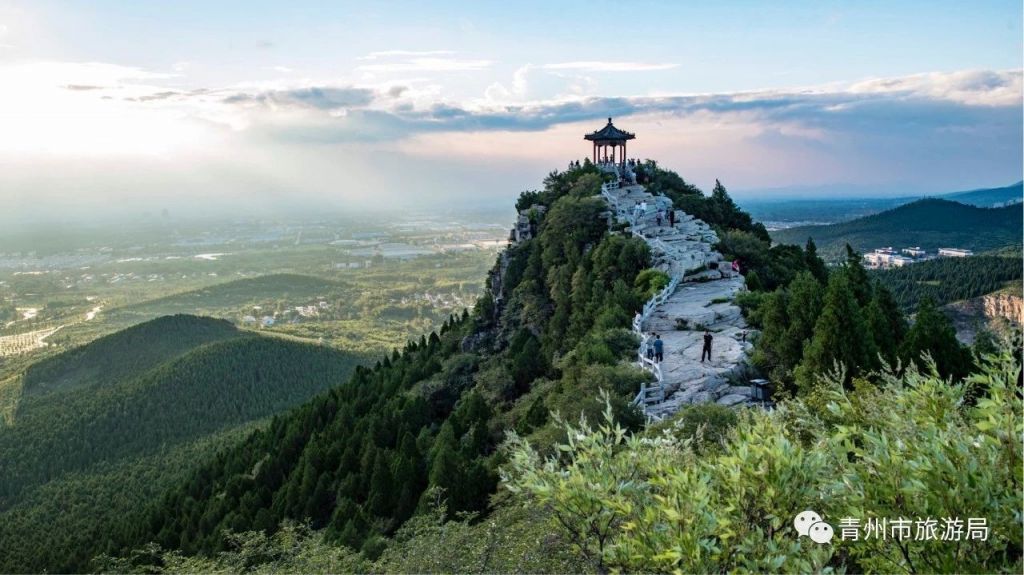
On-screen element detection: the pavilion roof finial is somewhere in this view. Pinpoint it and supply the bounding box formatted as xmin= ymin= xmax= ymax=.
xmin=584 ymin=118 xmax=635 ymax=142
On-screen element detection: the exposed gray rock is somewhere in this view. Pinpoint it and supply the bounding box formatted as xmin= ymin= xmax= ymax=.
xmin=717 ymin=393 xmax=750 ymax=407
xmin=718 ymin=386 xmax=752 ymax=398
xmin=602 ymin=182 xmax=758 ymax=419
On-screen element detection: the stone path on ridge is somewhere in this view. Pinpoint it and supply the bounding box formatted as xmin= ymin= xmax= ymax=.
xmin=602 ymin=183 xmax=756 ymax=417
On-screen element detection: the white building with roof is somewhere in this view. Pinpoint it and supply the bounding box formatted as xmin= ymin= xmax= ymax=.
xmin=938 ymin=248 xmax=973 ymax=257
xmin=864 ymin=248 xmax=915 ymax=269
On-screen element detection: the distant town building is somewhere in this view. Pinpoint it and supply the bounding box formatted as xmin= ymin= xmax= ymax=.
xmin=938 ymin=248 xmax=973 ymax=257
xmin=902 ymin=247 xmax=927 ymax=257
xmin=260 ymin=316 xmax=275 ymax=327
xmin=864 ymin=248 xmax=915 ymax=269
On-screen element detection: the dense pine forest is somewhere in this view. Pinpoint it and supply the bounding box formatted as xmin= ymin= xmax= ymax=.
xmin=108 ymin=162 xmax=664 ymax=563
xmin=0 ymin=315 xmax=365 ymax=573
xmin=738 ymin=245 xmax=986 ymax=396
xmin=2 ymin=161 xmax=1020 ymax=573
xmin=872 ymin=254 xmax=1023 ymax=311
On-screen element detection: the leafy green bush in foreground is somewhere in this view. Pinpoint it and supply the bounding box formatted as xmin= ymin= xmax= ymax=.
xmin=503 ymin=351 xmax=1023 ymax=573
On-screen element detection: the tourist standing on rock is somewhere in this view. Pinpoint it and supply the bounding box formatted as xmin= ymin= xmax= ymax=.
xmin=653 ymin=334 xmax=664 ymax=363
xmin=646 ymin=333 xmax=656 ymax=361
xmin=656 ymin=210 xmax=663 ymax=227
xmin=668 ymin=209 xmax=675 ymax=227
xmin=701 ymin=330 xmax=713 ymax=362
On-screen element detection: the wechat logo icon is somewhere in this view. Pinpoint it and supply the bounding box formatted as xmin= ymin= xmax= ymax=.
xmin=794 ymin=510 xmax=834 ymax=544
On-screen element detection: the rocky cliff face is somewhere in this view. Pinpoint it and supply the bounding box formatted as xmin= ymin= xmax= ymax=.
xmin=944 ymin=289 xmax=1022 ymax=344
xmin=983 ymin=291 xmax=1023 ymax=325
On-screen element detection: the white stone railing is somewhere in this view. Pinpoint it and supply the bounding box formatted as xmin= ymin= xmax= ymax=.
xmin=602 ymin=182 xmax=683 ymax=413
xmin=601 ymin=182 xmax=639 ymax=228
xmin=630 ymin=275 xmax=679 ymax=407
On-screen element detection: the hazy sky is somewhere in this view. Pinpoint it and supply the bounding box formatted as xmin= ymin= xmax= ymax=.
xmin=1 ymin=1 xmax=1021 ymax=220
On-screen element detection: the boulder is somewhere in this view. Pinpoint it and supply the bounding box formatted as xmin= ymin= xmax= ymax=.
xmin=717 ymin=393 xmax=750 ymax=407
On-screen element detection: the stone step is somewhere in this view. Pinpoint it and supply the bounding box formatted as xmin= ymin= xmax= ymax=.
xmin=604 ymin=182 xmax=755 ymax=421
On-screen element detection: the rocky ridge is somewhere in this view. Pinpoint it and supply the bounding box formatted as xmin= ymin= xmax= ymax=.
xmin=601 ymin=183 xmax=758 ymax=419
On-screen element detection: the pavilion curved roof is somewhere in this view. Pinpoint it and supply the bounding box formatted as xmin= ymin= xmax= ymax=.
xmin=584 ymin=117 xmax=635 ymax=141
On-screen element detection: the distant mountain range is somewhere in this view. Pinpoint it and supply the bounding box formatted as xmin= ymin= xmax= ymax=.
xmin=942 ymin=181 xmax=1024 ymax=207
xmin=770 ymin=198 xmax=1023 ymax=260
xmin=743 ymin=182 xmax=1022 ymax=227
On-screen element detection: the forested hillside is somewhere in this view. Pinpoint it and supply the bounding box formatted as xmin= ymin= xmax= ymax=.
xmin=872 ymin=255 xmax=1023 ymax=311
xmin=28 ymin=162 xmax=1020 ymax=574
xmin=20 ymin=314 xmax=242 ymax=396
xmin=771 ymin=199 xmax=1022 ymax=260
xmin=942 ymin=181 xmax=1023 ymax=207
xmin=0 ymin=315 xmax=364 ymax=573
xmin=98 ymin=160 xmax=865 ymax=572
xmin=110 ymin=162 xmax=665 ymax=563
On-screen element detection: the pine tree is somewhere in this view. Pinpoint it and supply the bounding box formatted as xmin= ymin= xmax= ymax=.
xmin=804 ymin=238 xmax=828 ymax=284
xmin=391 ymin=433 xmax=424 ymax=521
xmin=901 ymin=297 xmax=972 ymax=381
xmin=843 ymin=244 xmax=872 ymax=307
xmin=751 ymin=289 xmax=789 ymax=379
xmin=425 ymin=423 xmax=464 ymax=516
xmin=782 ymin=271 xmax=825 ymax=371
xmin=365 ymin=451 xmax=394 ymax=517
xmin=511 ymin=334 xmax=545 ymax=394
xmin=568 ymin=266 xmax=595 ymax=341
xmin=796 ymin=272 xmax=878 ymax=390
xmin=305 ymin=475 xmax=333 ymax=527
xmin=865 ymin=283 xmax=907 ymax=366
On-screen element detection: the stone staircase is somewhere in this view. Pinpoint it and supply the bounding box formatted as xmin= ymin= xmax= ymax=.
xmin=601 ymin=183 xmax=758 ymax=421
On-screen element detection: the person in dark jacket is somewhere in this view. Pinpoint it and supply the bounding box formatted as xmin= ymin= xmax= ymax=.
xmin=701 ymin=330 xmax=713 ymax=362
xmin=653 ymin=334 xmax=664 ymax=362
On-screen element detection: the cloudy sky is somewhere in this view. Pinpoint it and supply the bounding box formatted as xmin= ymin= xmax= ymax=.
xmin=1 ymin=0 xmax=1021 ymax=220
